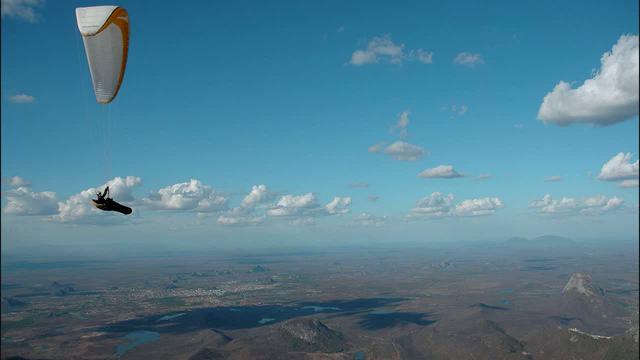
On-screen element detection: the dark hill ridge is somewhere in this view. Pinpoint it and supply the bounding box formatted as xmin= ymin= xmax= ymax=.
xmin=1 ymin=297 xmax=28 ymax=313
xmin=50 ymin=282 xmax=76 ymax=296
xmin=277 ymin=318 xmax=345 ymax=353
xmin=506 ymin=235 xmax=575 ymax=247
xmin=250 ymin=265 xmax=268 ymax=273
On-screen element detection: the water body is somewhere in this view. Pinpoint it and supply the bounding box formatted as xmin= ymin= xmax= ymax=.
xmin=354 ymin=350 xmax=366 ymax=360
xmin=104 ymin=298 xmax=408 ymax=333
xmin=470 ymin=303 xmax=510 ymax=311
xmin=368 ymin=310 xmax=393 ymax=315
xmin=157 ymin=313 xmax=186 ymax=322
xmin=358 ymin=311 xmax=436 ymax=330
xmin=258 ymin=318 xmax=276 ymax=324
xmin=301 ymin=306 xmax=342 ymax=312
xmin=522 ymin=266 xmax=557 ymax=271
xmin=115 ymin=331 xmax=160 ymax=357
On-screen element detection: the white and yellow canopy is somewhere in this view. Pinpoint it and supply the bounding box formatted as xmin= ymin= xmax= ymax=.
xmin=76 ymin=5 xmax=129 ymax=104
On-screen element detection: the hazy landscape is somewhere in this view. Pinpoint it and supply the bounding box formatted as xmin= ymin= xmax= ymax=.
xmin=2 ymin=236 xmax=638 ymax=359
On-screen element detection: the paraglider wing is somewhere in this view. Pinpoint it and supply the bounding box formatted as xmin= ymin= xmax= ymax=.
xmin=76 ymin=6 xmax=129 ymax=104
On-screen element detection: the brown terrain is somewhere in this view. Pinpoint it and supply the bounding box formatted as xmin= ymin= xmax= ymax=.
xmin=1 ymin=236 xmax=638 ymax=359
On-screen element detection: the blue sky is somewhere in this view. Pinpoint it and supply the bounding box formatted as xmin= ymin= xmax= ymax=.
xmin=1 ymin=0 xmax=638 ymax=253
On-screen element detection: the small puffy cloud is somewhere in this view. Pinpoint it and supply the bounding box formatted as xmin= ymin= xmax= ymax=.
xmin=142 ymin=179 xmax=227 ymax=213
xmin=411 ymin=192 xmax=455 ymax=217
xmin=372 ymin=111 xmax=425 ymax=160
xmin=529 ymin=194 xmax=624 ymax=216
xmin=449 ymin=104 xmax=468 ymax=117
xmin=8 ymin=93 xmax=35 ymax=104
xmin=350 ymin=35 xmax=405 ymax=65
xmin=514 ymin=123 xmax=524 ymax=129
xmin=368 ymin=195 xmax=379 ymax=202
xmin=538 ymin=34 xmax=639 ymax=126
xmin=544 ymin=176 xmax=563 ymax=182
xmin=217 ymin=185 xmax=274 ymax=226
xmin=392 ymin=110 xmax=411 ymax=138
xmin=8 ymin=176 xmax=31 ymax=187
xmin=412 ymin=49 xmax=433 ymax=64
xmin=325 ymin=196 xmax=352 ymax=215
xmin=453 ymin=52 xmax=484 ymax=67
xmin=239 ymin=184 xmax=273 ymax=210
xmin=350 ymin=35 xmax=433 ymax=66
xmin=418 ymin=165 xmax=463 ymax=179
xmin=475 ymin=174 xmax=492 ymax=180
xmin=337 ymin=26 xmax=345 ymax=33
xmin=55 ymin=176 xmax=142 ymax=224
xmin=353 ymin=212 xmax=388 ymax=226
xmin=411 ymin=192 xmax=502 ymax=218
xmin=618 ymin=179 xmax=639 ymax=188
xmin=3 ymin=186 xmax=58 ymax=215
xmin=453 ymin=197 xmax=503 ymax=217
xmin=382 ymin=141 xmax=425 ymax=161
xmin=267 ymin=193 xmax=351 ymax=219
xmin=368 ymin=142 xmax=387 ymax=153
xmin=267 ymin=193 xmax=319 ymax=217
xmin=597 ymin=152 xmax=639 ymax=181
xmin=1 ymin=0 xmax=42 ymax=22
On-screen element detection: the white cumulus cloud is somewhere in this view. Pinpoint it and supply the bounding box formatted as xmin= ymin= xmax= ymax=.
xmin=382 ymin=141 xmax=425 ymax=161
xmin=239 ymin=184 xmax=273 ymax=210
xmin=267 ymin=193 xmax=319 ymax=217
xmin=529 ymin=194 xmax=624 ymax=216
xmin=3 ymin=186 xmax=58 ymax=216
xmin=217 ymin=185 xmax=274 ymax=226
xmin=453 ymin=197 xmax=503 ymax=217
xmin=418 ymin=165 xmax=463 ymax=179
xmin=411 ymin=192 xmax=455 ymax=218
xmin=142 ymin=179 xmax=227 ymax=213
xmin=597 ymin=152 xmax=639 ymax=181
xmin=410 ymin=192 xmax=502 ymax=218
xmin=538 ymin=34 xmax=639 ymax=126
xmin=412 ymin=49 xmax=433 ymax=64
xmin=325 ymin=196 xmax=352 ymax=215
xmin=1 ymin=0 xmax=42 ymax=22
xmin=350 ymin=35 xmax=433 ymax=66
xmin=350 ymin=35 xmax=405 ymax=65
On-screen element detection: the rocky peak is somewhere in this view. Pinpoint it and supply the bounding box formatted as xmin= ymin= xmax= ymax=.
xmin=562 ymin=273 xmax=605 ymax=298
